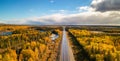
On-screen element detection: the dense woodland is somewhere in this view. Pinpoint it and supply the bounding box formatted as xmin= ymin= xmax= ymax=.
xmin=0 ymin=25 xmax=120 ymax=61
xmin=67 ymin=26 xmax=120 ymax=61
xmin=0 ymin=25 xmax=62 ymax=61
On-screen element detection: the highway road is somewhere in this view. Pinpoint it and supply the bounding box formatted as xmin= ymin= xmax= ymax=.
xmin=60 ymin=27 xmax=75 ymax=61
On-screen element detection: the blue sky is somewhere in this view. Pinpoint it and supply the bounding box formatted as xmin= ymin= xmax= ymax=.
xmin=0 ymin=0 xmax=91 ymax=20
xmin=0 ymin=0 xmax=120 ymax=25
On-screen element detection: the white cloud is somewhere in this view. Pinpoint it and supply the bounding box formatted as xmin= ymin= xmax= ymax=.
xmin=59 ymin=10 xmax=67 ymax=13
xmin=50 ymin=10 xmax=68 ymax=14
xmin=91 ymin=0 xmax=104 ymax=5
xmin=4 ymin=11 xmax=119 ymax=25
xmin=77 ymin=6 xmax=95 ymax=12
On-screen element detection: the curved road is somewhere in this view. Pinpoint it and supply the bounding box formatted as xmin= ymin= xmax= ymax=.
xmin=60 ymin=27 xmax=75 ymax=61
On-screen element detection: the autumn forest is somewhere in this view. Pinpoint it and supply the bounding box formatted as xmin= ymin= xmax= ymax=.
xmin=0 ymin=25 xmax=120 ymax=61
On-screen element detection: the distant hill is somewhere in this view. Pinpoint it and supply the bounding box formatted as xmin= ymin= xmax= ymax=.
xmin=0 ymin=23 xmax=5 ymax=25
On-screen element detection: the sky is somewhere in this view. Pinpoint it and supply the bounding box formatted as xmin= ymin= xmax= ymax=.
xmin=0 ymin=0 xmax=120 ymax=25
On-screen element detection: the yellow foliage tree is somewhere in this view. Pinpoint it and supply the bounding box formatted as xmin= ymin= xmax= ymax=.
xmin=19 ymin=49 xmax=37 ymax=61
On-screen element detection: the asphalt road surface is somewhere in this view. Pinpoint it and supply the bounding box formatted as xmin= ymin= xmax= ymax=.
xmin=60 ymin=27 xmax=75 ymax=61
